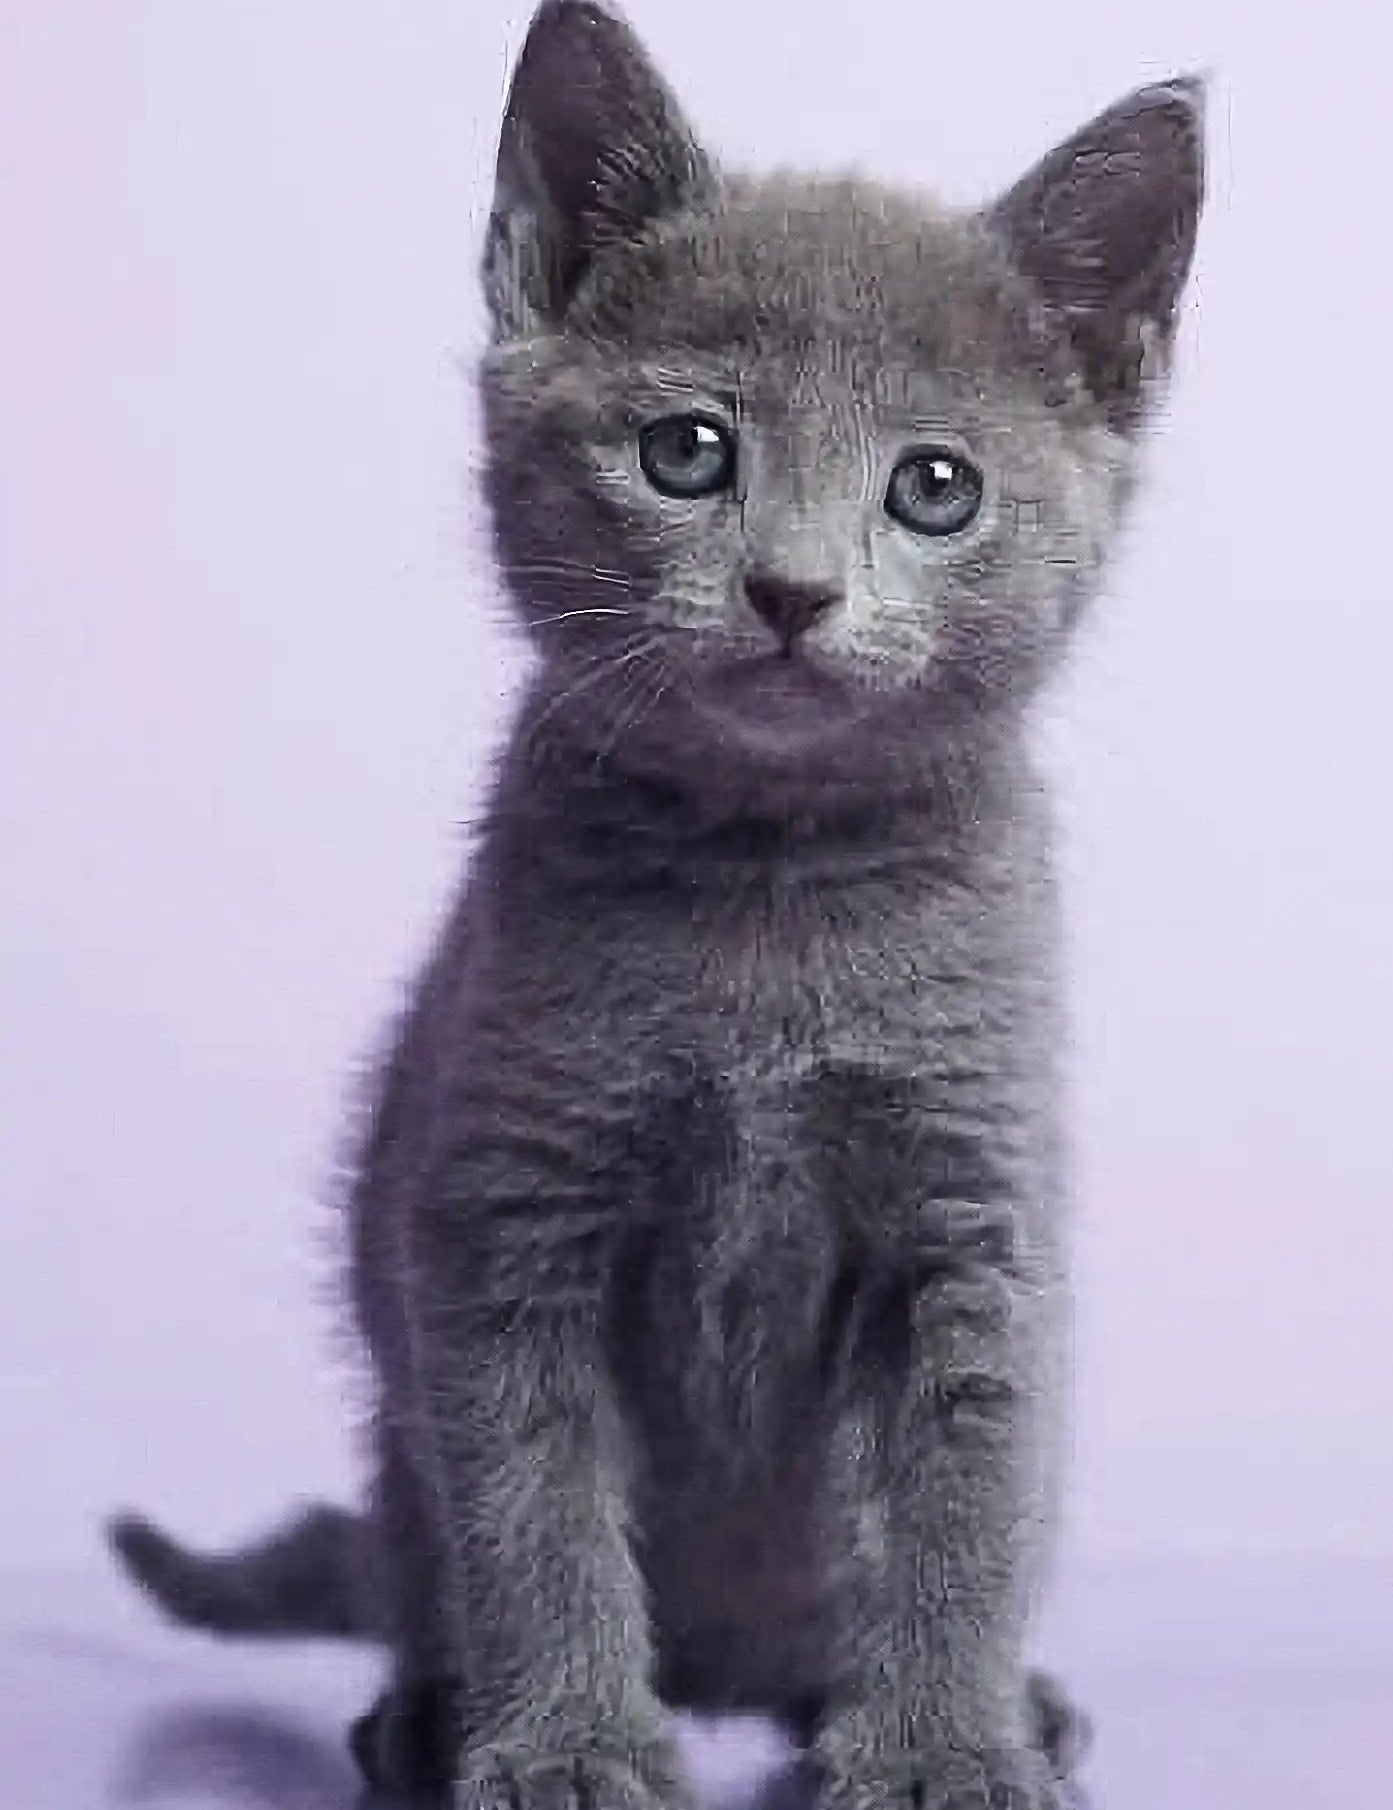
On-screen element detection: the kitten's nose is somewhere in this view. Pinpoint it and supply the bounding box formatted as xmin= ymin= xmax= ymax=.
xmin=743 ymin=574 xmax=841 ymax=647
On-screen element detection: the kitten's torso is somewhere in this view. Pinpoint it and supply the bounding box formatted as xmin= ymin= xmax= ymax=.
xmin=393 ymin=709 xmax=1063 ymax=1294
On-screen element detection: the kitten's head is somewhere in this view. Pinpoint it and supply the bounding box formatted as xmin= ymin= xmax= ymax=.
xmin=479 ymin=0 xmax=1203 ymax=798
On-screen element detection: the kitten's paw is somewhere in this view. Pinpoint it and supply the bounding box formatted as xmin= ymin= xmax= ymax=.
xmin=814 ymin=1744 xmax=1068 ymax=1810
xmin=454 ymin=1747 xmax=683 ymax=1810
xmin=350 ymin=1679 xmax=459 ymax=1796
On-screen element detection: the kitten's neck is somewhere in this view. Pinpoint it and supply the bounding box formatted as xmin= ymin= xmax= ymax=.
xmin=484 ymin=686 xmax=1039 ymax=889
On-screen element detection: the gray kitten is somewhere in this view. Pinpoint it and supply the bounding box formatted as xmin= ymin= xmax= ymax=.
xmin=109 ymin=4 xmax=1204 ymax=1808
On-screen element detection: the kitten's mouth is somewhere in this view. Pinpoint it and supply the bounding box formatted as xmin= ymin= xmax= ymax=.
xmin=690 ymin=650 xmax=858 ymax=746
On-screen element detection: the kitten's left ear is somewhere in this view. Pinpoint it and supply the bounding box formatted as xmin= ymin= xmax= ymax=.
xmin=987 ymin=77 xmax=1205 ymax=429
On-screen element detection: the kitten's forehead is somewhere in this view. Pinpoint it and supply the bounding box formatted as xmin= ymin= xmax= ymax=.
xmin=577 ymin=173 xmax=1044 ymax=401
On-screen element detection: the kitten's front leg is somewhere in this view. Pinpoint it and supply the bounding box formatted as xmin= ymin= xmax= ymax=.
xmin=395 ymin=1093 xmax=685 ymax=1810
xmin=816 ymin=1195 xmax=1068 ymax=1810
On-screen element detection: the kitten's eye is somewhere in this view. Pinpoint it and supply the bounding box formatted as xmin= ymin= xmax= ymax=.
xmin=885 ymin=448 xmax=983 ymax=537
xmin=639 ymin=413 xmax=736 ymax=499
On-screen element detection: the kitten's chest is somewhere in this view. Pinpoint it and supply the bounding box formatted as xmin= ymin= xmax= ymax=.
xmin=628 ymin=869 xmax=1007 ymax=1225
xmin=613 ymin=875 xmax=1023 ymax=1440
xmin=674 ymin=863 xmax=992 ymax=1083
xmin=490 ymin=825 xmax=1054 ymax=1214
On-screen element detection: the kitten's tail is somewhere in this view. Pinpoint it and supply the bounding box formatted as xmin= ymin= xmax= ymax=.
xmin=106 ymin=1502 xmax=381 ymax=1641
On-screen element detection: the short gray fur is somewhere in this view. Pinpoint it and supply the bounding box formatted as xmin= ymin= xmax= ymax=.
xmin=108 ymin=5 xmax=1204 ymax=1807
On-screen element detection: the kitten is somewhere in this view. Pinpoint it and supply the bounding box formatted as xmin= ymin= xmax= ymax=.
xmin=109 ymin=4 xmax=1204 ymax=1807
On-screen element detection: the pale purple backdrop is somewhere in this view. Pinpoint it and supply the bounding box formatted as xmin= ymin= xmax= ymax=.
xmin=2 ymin=4 xmax=1390 ymax=1807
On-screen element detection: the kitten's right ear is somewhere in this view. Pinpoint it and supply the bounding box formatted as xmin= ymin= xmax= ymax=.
xmin=483 ymin=1 xmax=713 ymax=340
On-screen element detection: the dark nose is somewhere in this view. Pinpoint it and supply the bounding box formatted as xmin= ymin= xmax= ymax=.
xmin=743 ymin=574 xmax=841 ymax=647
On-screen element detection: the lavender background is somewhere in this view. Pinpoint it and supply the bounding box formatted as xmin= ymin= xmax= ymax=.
xmin=2 ymin=2 xmax=1390 ymax=1805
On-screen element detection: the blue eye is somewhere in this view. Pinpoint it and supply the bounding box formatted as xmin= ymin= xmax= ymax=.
xmin=639 ymin=414 xmax=736 ymax=498
xmin=886 ymin=448 xmax=983 ymax=536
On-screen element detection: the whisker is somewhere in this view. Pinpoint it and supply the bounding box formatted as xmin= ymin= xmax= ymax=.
xmin=594 ymin=656 xmax=667 ymax=767
xmin=627 ymin=672 xmax=673 ymax=752
xmin=527 ymin=608 xmax=633 ymax=627
xmin=524 ymin=635 xmax=664 ymax=749
xmin=506 ymin=562 xmax=632 ymax=591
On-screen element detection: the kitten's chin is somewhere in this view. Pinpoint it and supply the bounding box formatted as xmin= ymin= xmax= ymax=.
xmin=685 ymin=652 xmax=865 ymax=756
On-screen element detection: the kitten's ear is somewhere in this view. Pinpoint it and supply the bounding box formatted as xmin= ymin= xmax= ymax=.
xmin=483 ymin=0 xmax=713 ymax=339
xmin=987 ymin=78 xmax=1205 ymax=429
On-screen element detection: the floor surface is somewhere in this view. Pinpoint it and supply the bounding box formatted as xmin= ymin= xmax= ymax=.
xmin=3 ymin=1557 xmax=1388 ymax=1807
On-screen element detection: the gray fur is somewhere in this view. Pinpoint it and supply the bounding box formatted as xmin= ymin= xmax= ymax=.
xmin=109 ymin=4 xmax=1203 ymax=1807
xmin=108 ymin=1504 xmax=370 ymax=1639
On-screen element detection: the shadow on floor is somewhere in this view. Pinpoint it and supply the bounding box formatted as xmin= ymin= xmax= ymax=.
xmin=115 ymin=1699 xmax=422 ymax=1810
